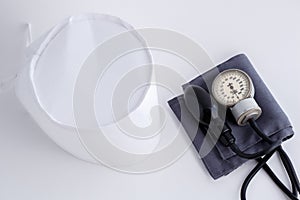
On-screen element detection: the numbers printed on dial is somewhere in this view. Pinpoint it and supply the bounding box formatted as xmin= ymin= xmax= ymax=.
xmin=212 ymin=70 xmax=251 ymax=106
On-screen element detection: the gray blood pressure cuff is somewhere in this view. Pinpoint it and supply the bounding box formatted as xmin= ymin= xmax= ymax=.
xmin=168 ymin=54 xmax=294 ymax=179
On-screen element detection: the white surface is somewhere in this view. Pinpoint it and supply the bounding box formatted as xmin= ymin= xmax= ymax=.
xmin=0 ymin=0 xmax=300 ymax=200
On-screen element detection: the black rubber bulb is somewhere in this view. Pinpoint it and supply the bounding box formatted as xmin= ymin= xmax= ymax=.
xmin=183 ymin=85 xmax=234 ymax=146
xmin=183 ymin=85 xmax=211 ymax=126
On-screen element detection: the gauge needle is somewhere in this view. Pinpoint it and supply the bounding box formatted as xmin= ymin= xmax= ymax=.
xmin=228 ymin=84 xmax=240 ymax=100
xmin=235 ymin=93 xmax=240 ymax=99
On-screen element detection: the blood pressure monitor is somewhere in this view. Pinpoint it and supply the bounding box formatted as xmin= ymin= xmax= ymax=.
xmin=212 ymin=69 xmax=262 ymax=126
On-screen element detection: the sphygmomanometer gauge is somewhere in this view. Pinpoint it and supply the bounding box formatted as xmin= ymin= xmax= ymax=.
xmin=212 ymin=69 xmax=261 ymax=126
xmin=212 ymin=69 xmax=253 ymax=106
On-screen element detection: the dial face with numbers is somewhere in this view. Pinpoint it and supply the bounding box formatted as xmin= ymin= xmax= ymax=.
xmin=212 ymin=69 xmax=253 ymax=106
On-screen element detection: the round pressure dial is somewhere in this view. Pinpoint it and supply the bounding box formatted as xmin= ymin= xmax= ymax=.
xmin=212 ymin=69 xmax=253 ymax=106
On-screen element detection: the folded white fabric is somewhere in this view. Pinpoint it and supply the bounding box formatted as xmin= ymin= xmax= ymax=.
xmin=15 ymin=14 xmax=154 ymax=162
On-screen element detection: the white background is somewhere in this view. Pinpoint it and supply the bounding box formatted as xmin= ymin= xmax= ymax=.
xmin=0 ymin=0 xmax=300 ymax=200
